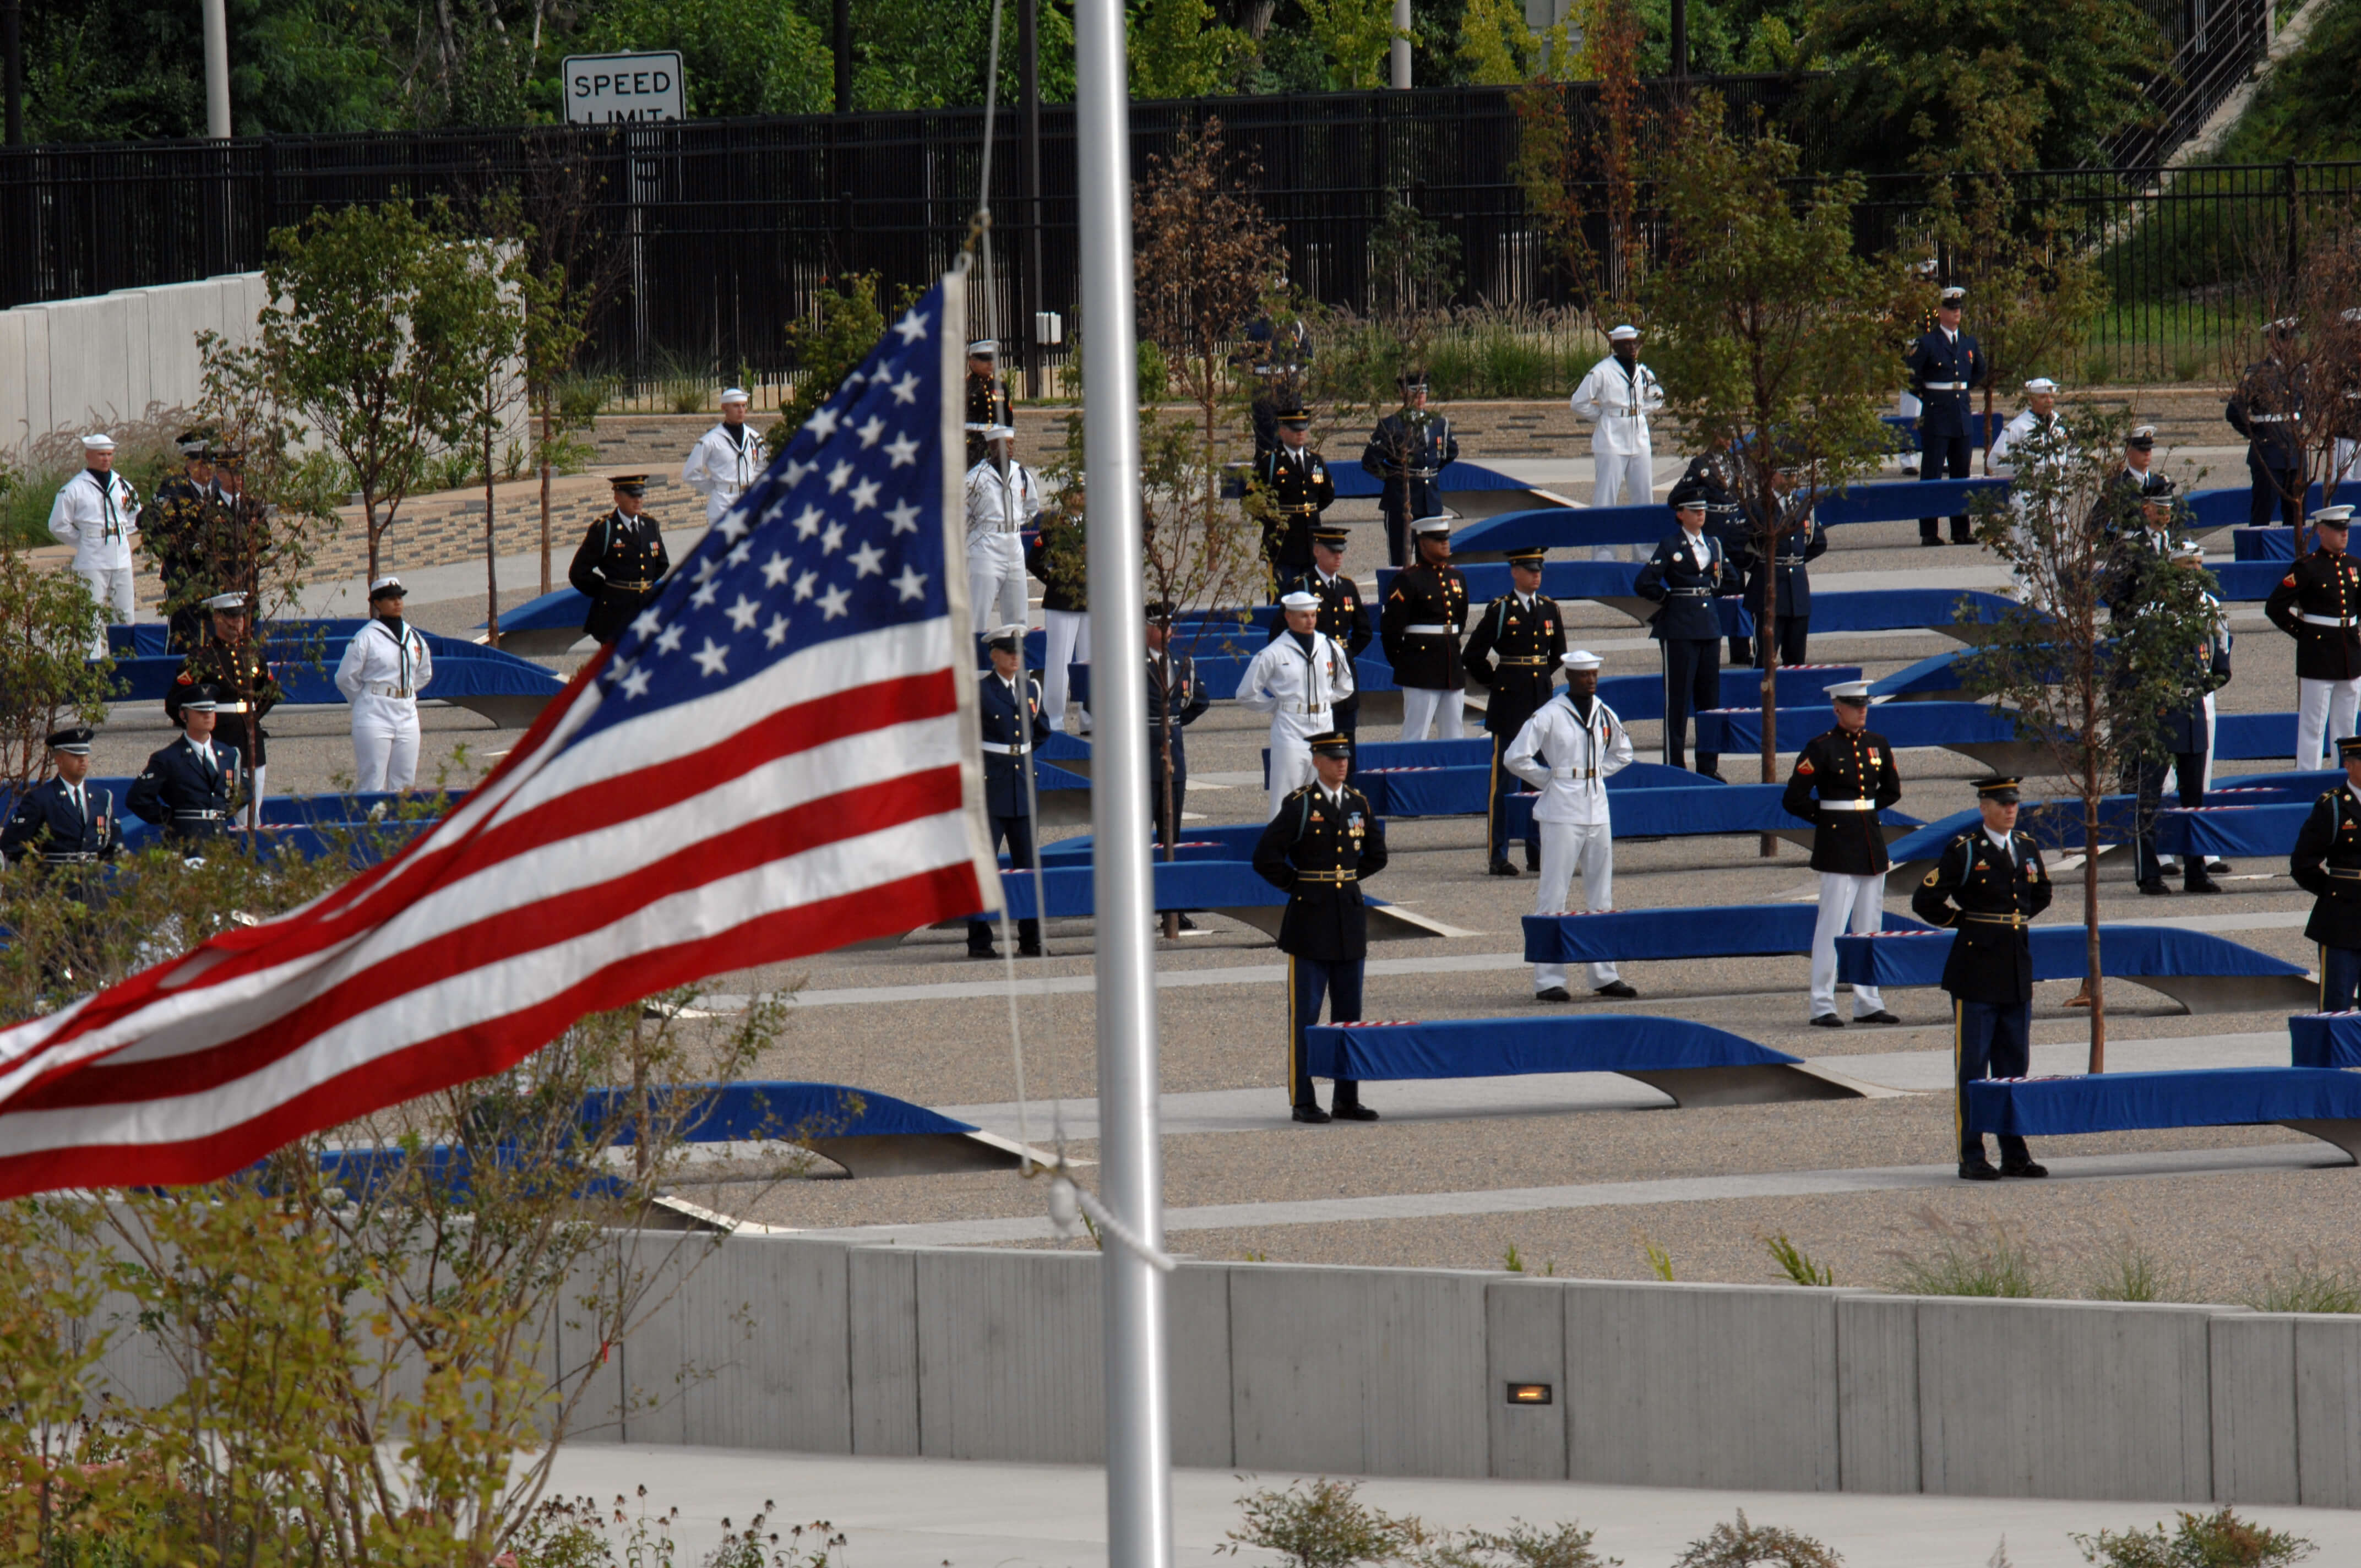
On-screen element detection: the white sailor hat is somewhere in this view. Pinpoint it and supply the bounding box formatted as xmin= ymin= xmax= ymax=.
xmin=982 ymin=423 xmax=1016 ymax=442
xmin=2023 ymin=377 xmax=2058 ymax=394
xmin=2315 ymin=505 xmax=2356 ymax=529
xmin=719 ymin=386 xmax=749 ymax=404
xmin=2169 ymin=538 xmax=2206 ymax=562
xmin=1827 ymin=679 xmax=1873 ymax=703
xmin=202 ymin=591 xmax=249 ymax=612
xmin=1562 ymin=649 xmax=1603 ymax=671
xmin=1607 ymin=324 xmax=1640 ymax=341
xmin=368 ymin=574 xmax=407 ymax=599
xmin=1279 ymin=590 xmax=1323 ymax=611
xmin=2344 ymin=307 xmax=2361 ymax=324
xmin=80 ymin=433 xmax=116 ymax=451
xmin=967 ymin=339 xmax=999 ymax=357
xmin=1411 ymin=515 xmax=1452 ymax=536
xmin=1939 ymin=286 xmax=1967 ymax=304
xmin=2268 ymin=316 xmax=2300 ymax=333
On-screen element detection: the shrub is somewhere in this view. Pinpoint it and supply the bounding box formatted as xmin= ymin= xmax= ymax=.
xmin=1669 ymin=1510 xmax=1841 ymax=1568
xmin=1884 ymin=1210 xmax=2046 ymax=1298
xmin=1220 ymin=1479 xmax=1429 ymax=1568
xmin=2248 ymin=1256 xmax=2361 ymax=1314
xmin=2071 ymin=1506 xmax=2314 ymax=1566
xmin=1765 ymin=1233 xmax=1835 ymax=1288
xmin=2086 ymin=1235 xmax=2175 ymax=1303
xmin=1422 ymin=1520 xmax=1618 ymax=1568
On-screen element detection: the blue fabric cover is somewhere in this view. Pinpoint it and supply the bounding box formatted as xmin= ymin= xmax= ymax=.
xmin=1360 ymin=771 xmax=1853 ymax=826
xmin=1453 ymin=480 xmax=2010 ymax=554
xmin=1324 ymin=459 xmax=1532 ymax=500
xmin=1965 ymin=1067 xmax=2361 ymax=1137
xmin=2154 ymin=803 xmax=2309 ymax=858
xmin=2236 ymin=527 xmax=2297 ymax=562
xmin=1869 ymin=649 xmax=1972 ymax=700
xmin=1794 ymin=590 xmax=2016 ymax=634
xmin=1523 ymin=904 xmax=1932 ymax=963
xmin=2213 ymin=562 xmax=2289 ymax=602
xmin=1040 ymin=823 xmax=1266 ymax=863
xmin=106 ymin=642 xmax=563 ymax=705
xmin=1693 ymin=700 xmax=2020 ymax=755
xmin=485 ymin=585 xmax=593 ymax=634
xmin=985 ymin=859 xmax=1283 ymax=919
xmin=1835 ymin=925 xmax=2307 ymax=987
xmin=2212 ymin=713 xmax=2295 ymax=760
xmin=586 ymin=1080 xmax=980 ymax=1142
xmin=1302 ymin=1013 xmax=1803 ymax=1080
xmin=2289 ymin=1014 xmax=2361 ymax=1068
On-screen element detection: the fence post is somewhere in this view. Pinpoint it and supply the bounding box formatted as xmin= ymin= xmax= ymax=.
xmin=2284 ymin=157 xmax=2300 ymax=281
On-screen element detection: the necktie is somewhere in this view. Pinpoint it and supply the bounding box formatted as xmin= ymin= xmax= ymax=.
xmin=70 ymin=785 xmax=84 ymax=822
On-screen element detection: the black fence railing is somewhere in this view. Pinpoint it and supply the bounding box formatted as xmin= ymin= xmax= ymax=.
xmin=0 ymin=85 xmax=2350 ymax=397
xmin=2102 ymin=0 xmax=2273 ymax=168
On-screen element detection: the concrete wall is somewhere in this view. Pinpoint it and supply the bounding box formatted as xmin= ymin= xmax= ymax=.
xmin=0 ymin=273 xmax=271 ymax=451
xmin=86 ymin=1231 xmax=2361 ymax=1505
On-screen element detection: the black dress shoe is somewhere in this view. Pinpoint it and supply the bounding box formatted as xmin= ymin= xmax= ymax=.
xmin=2000 ymin=1157 xmax=2049 ymax=1178
xmin=1535 ymin=986 xmax=1573 ymax=1002
xmin=1331 ymin=1103 xmax=1380 ymax=1121
xmin=1921 ymin=536 xmax=1946 ymax=546
xmin=967 ymin=946 xmax=999 ymax=960
xmin=1292 ymin=1104 xmax=1332 ymax=1124
xmin=1488 ymin=861 xmax=1520 ymax=876
xmin=1959 ymin=1159 xmax=2002 ymax=1181
xmin=1176 ymin=913 xmax=1201 ymax=931
xmin=1855 ymin=1009 xmax=1901 ymax=1025
xmin=2183 ymin=873 xmax=2223 ymax=894
xmin=1018 ymin=943 xmax=1045 ymax=957
xmin=2207 ymin=859 xmax=2233 ymax=875
xmin=1809 ymin=1012 xmax=1846 ymax=1028
xmin=1593 ymin=981 xmax=1638 ymax=999
xmin=2136 ymin=879 xmax=2172 ymax=895
xmin=1525 ymin=853 xmax=1542 ymax=873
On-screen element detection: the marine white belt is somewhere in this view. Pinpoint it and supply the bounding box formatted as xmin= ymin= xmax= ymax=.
xmin=1921 ymin=381 xmax=1968 ymax=391
xmin=1818 ymin=799 xmax=1876 ymax=811
xmin=980 ymin=741 xmax=1031 ymax=754
xmin=2301 ymin=613 xmax=2354 ymax=627
xmin=2251 ymin=414 xmax=2293 ymax=423
xmin=1403 ymin=623 xmax=1460 ymax=635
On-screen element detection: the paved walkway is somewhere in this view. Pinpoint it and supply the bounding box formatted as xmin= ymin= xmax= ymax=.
xmin=536 ymin=1445 xmax=2361 ymax=1568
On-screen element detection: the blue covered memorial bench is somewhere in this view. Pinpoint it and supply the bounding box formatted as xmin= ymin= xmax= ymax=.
xmin=1965 ymin=1068 xmax=2361 ymax=1164
xmin=1524 ymin=903 xmax=1932 ymax=966
xmin=1834 ymin=925 xmax=2314 ymax=1015
xmin=1300 ymin=1015 xmax=1900 ymax=1107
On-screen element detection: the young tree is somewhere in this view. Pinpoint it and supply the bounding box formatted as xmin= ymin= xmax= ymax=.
xmin=1954 ymin=406 xmax=2223 ymax=1070
xmin=1129 ymin=0 xmax=1252 ymax=95
xmin=1510 ymin=0 xmax=1648 ymax=333
xmin=2239 ymin=219 xmax=2361 ymax=538
xmin=782 ymin=274 xmax=890 ymax=429
xmin=251 ymin=202 xmax=498 ymax=589
xmin=448 ymin=242 xmax=529 ymax=645
xmin=0 ymin=558 xmax=108 ymax=789
xmin=1645 ymin=107 xmax=1904 ymax=792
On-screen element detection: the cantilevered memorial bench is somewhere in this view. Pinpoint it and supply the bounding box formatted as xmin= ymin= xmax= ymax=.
xmin=587 ymin=1080 xmax=1063 ymax=1179
xmin=1965 ymin=1069 xmax=2361 ymax=1164
xmin=1524 ymin=903 xmax=1932 ymax=971
xmin=1692 ymin=700 xmax=2041 ymax=774
xmin=886 ymin=860 xmax=1468 ymax=947
xmin=1300 ymin=1015 xmax=1901 ymax=1107
xmin=1834 ymin=925 xmax=2315 ymax=1015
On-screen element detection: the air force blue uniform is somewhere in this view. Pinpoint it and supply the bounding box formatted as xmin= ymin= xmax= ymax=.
xmin=1907 ymin=325 xmax=1987 ymax=544
xmin=2 ymin=776 xmax=120 ymax=864
xmin=1634 ymin=525 xmax=1727 ymax=776
xmin=969 ymin=669 xmax=1053 ymax=955
xmin=127 ymin=735 xmax=244 ymax=846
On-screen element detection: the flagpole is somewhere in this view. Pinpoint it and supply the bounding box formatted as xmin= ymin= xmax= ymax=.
xmin=1073 ymin=0 xmax=1173 ymax=1556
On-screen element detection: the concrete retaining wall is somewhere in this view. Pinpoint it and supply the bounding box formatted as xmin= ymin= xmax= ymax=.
xmin=89 ymin=1231 xmax=2361 ymax=1504
xmin=0 ymin=274 xmax=271 ymax=451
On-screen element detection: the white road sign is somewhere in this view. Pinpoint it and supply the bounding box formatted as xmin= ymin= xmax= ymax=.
xmin=562 ymin=51 xmax=686 ymax=125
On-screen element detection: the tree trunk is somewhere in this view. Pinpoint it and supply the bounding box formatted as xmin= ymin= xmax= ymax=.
xmin=484 ymin=404 xmax=501 ymax=649
xmin=364 ymin=492 xmax=380 ymax=588
xmin=2084 ymin=791 xmax=2105 ymax=1072
xmin=1758 ymin=522 xmax=1777 ymax=856
xmin=538 ymin=398 xmax=554 ymax=597
xmin=1159 ymin=644 xmax=1180 ymax=939
xmin=1981 ymin=382 xmax=1996 ymax=473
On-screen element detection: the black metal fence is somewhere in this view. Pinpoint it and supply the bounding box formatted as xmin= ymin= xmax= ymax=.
xmin=0 ymin=75 xmax=2348 ymax=396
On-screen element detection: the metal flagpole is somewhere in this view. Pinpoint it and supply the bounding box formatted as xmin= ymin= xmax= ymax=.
xmin=1074 ymin=0 xmax=1172 ymax=1554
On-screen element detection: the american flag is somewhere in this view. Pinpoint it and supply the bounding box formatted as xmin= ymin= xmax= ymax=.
xmin=0 ymin=276 xmax=999 ymax=1199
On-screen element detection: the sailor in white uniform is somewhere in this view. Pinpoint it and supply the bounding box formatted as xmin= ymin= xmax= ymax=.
xmin=334 ymin=575 xmax=435 ymax=791
xmin=679 ymin=388 xmax=768 ymax=526
xmin=48 ymin=433 xmax=141 ymax=658
xmin=1568 ymin=325 xmax=1664 ymax=562
xmin=964 ymin=424 xmax=1043 ymax=636
xmin=1506 ymin=650 xmax=1638 ymax=1001
xmin=1237 ymin=589 xmax=1357 ymax=818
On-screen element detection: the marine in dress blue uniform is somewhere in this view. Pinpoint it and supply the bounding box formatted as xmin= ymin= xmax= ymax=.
xmin=1905 ymin=286 xmax=1987 ymax=546
xmin=1252 ymin=732 xmax=1389 ymax=1123
xmin=1274 ymin=526 xmax=1373 ymax=775
xmin=2291 ymin=736 xmax=2361 ymax=1010
xmin=1633 ymin=482 xmax=1726 ymax=777
xmin=1360 ymin=372 xmax=1458 ymax=568
xmin=127 ymin=684 xmax=246 ymax=850
xmin=1462 ymin=547 xmax=1565 ymax=874
xmin=970 ymin=625 xmax=1052 ymax=959
xmin=1 ymin=726 xmax=120 ymax=868
xmin=1910 ymin=776 xmax=2054 ymax=1180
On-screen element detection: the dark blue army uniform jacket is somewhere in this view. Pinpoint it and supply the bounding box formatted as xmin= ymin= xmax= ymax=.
xmin=1738 ymin=499 xmax=1829 ymax=619
xmin=1252 ymin=782 xmax=1389 ymax=962
xmin=1272 ymin=569 xmax=1373 ymax=661
xmin=1910 ymin=827 xmax=2054 ymax=1004
xmin=1633 ymin=528 xmax=1728 ymax=641
xmin=1462 ymin=592 xmax=1566 ymax=737
xmin=1147 ymin=650 xmax=1212 ymax=774
xmin=2291 ymin=785 xmax=2361 ymax=949
xmin=569 ymin=509 xmax=671 ymax=643
xmin=1359 ymin=411 xmax=1457 ymax=521
xmin=128 ymin=734 xmax=245 ymax=843
xmin=2 ymin=776 xmax=121 ymax=863
xmin=978 ymin=670 xmax=1053 ymax=819
xmin=1905 ymin=328 xmax=1987 ymax=440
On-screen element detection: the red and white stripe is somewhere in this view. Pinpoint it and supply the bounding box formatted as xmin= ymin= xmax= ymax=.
xmin=0 ymin=615 xmax=1000 ymax=1198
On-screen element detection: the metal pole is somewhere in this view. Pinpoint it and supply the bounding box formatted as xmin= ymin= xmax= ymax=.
xmin=201 ymin=0 xmax=231 ymax=138
xmin=1021 ymin=0 xmax=1042 ymax=399
xmin=1391 ymin=0 xmax=1412 ymax=88
xmin=1075 ymin=0 xmax=1171 ymax=1558
xmin=1670 ymin=0 xmax=1688 ymax=77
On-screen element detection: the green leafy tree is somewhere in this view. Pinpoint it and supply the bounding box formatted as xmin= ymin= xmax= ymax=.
xmin=0 ymin=556 xmax=109 ymax=790
xmin=1645 ymin=107 xmax=1903 ymax=789
xmin=782 ymin=274 xmax=890 ymax=430
xmin=1954 ymin=406 xmax=2224 ymax=1070
xmin=1129 ymin=0 xmax=1253 ymax=96
xmin=569 ymin=0 xmax=831 ymax=117
xmin=247 ymin=202 xmax=502 ymax=588
xmin=1297 ymin=0 xmax=1408 ymax=88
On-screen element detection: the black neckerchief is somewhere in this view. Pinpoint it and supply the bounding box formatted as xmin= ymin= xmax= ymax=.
xmin=1569 ymin=690 xmax=1596 ymax=720
xmin=1288 ymin=629 xmax=1315 ymax=654
xmin=722 ymin=423 xmax=746 ymax=450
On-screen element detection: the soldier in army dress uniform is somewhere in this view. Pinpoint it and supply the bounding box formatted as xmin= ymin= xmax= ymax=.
xmin=569 ymin=475 xmax=671 ymax=645
xmin=1462 ymin=547 xmax=1566 ymax=875
xmin=1254 ymin=404 xmax=1335 ymax=593
xmin=1905 ymin=286 xmax=1988 ymax=546
xmin=1380 ymin=516 xmax=1471 ymax=741
xmin=1782 ymin=681 xmax=1903 ymax=1027
xmin=2264 ymin=504 xmax=2361 ymax=771
xmin=1252 ymin=732 xmax=1389 ymax=1124
xmin=1910 ymin=776 xmax=2055 ymax=1181
xmin=2229 ymin=318 xmax=2307 ymax=532
xmin=2291 ymin=735 xmax=2361 ymax=1010
xmin=1361 ymin=372 xmax=1457 ymax=568
xmin=1145 ymin=605 xmax=1213 ymax=851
